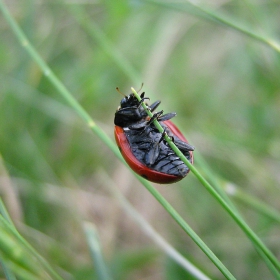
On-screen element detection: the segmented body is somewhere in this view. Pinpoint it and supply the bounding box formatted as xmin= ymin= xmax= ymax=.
xmin=114 ymin=91 xmax=194 ymax=184
xmin=123 ymin=122 xmax=192 ymax=177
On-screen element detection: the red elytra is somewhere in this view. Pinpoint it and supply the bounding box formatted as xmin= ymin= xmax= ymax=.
xmin=114 ymin=120 xmax=194 ymax=184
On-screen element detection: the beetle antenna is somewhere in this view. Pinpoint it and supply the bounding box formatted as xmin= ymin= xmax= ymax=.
xmin=116 ymin=87 xmax=126 ymax=97
xmin=136 ymin=83 xmax=144 ymax=93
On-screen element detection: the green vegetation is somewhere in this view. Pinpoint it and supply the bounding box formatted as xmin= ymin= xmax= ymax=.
xmin=0 ymin=0 xmax=280 ymax=279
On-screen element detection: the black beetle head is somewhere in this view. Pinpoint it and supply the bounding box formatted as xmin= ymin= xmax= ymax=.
xmin=120 ymin=92 xmax=145 ymax=109
xmin=115 ymin=92 xmax=147 ymax=127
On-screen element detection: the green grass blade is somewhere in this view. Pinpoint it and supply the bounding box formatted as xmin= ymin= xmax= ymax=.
xmin=0 ymin=215 xmax=52 ymax=280
xmin=0 ymin=0 xmax=93 ymax=126
xmin=136 ymin=175 xmax=235 ymax=279
xmin=83 ymin=223 xmax=113 ymax=280
xmin=0 ymin=201 xmax=64 ymax=280
xmin=224 ymin=182 xmax=280 ymax=224
xmin=131 ymin=87 xmax=280 ymax=274
xmin=0 ymin=1 xmax=236 ymax=278
xmin=143 ymin=0 xmax=280 ymax=53
xmin=66 ymin=3 xmax=141 ymax=84
xmin=0 ymin=199 xmax=16 ymax=230
xmin=0 ymin=161 xmax=64 ymax=280
xmin=0 ymin=261 xmax=17 ymax=280
xmin=193 ymin=152 xmax=280 ymax=278
xmin=102 ymin=172 xmax=211 ymax=280
xmin=64 ymin=9 xmax=280 ymax=272
xmin=194 ymin=151 xmax=280 ymax=224
xmin=0 ymin=198 xmax=17 ymax=280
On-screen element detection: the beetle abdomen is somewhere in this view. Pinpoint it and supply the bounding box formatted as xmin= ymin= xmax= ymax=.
xmin=124 ymin=122 xmax=191 ymax=177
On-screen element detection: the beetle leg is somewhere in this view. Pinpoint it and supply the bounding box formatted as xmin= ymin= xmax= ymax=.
xmin=137 ymin=97 xmax=150 ymax=107
xmin=145 ymin=142 xmax=160 ymax=166
xmin=147 ymin=111 xmax=176 ymax=126
xmin=158 ymin=128 xmax=167 ymax=143
xmin=145 ymin=128 xmax=168 ymax=166
xmin=128 ymin=110 xmax=162 ymax=130
xmin=129 ymin=110 xmax=162 ymax=130
xmin=164 ymin=127 xmax=195 ymax=152
xmin=149 ymin=100 xmax=161 ymax=112
xmin=129 ymin=120 xmax=149 ymax=130
xmin=147 ymin=110 xmax=164 ymax=125
xmin=173 ymin=138 xmax=195 ymax=151
xmin=157 ymin=112 xmax=176 ymax=122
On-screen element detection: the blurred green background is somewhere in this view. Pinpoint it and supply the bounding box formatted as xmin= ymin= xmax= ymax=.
xmin=0 ymin=0 xmax=280 ymax=279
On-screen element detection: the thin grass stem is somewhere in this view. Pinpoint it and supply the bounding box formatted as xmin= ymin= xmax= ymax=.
xmin=0 ymin=199 xmax=64 ymax=280
xmin=0 ymin=215 xmax=58 ymax=280
xmin=136 ymin=175 xmax=235 ymax=279
xmin=66 ymin=3 xmax=141 ymax=84
xmin=102 ymin=172 xmax=211 ymax=280
xmin=130 ymin=87 xmax=280 ymax=275
xmin=143 ymin=0 xmax=280 ymax=53
xmin=0 ymin=1 xmax=237 ymax=278
xmin=193 ymin=152 xmax=280 ymax=278
xmin=0 ymin=200 xmax=17 ymax=280
xmin=83 ymin=223 xmax=113 ymax=280
xmin=224 ymin=183 xmax=280 ymax=224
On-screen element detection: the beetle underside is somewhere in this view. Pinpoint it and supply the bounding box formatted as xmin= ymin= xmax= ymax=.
xmin=114 ymin=90 xmax=194 ymax=182
xmin=124 ymin=122 xmax=192 ymax=177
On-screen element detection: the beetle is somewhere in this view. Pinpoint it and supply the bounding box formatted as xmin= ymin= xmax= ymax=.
xmin=114 ymin=89 xmax=194 ymax=184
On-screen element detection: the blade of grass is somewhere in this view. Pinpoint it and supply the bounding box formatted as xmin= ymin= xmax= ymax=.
xmin=223 ymin=182 xmax=280 ymax=224
xmin=101 ymin=171 xmax=211 ymax=280
xmin=0 ymin=152 xmax=64 ymax=280
xmin=63 ymin=8 xmax=280 ymax=275
xmin=131 ymin=175 xmax=236 ymax=279
xmin=193 ymin=151 xmax=280 ymax=279
xmin=0 ymin=198 xmax=64 ymax=280
xmin=0 ymin=1 xmax=236 ymax=278
xmin=0 ymin=186 xmax=19 ymax=280
xmin=65 ymin=3 xmax=141 ymax=85
xmin=130 ymin=87 xmax=280 ymax=274
xmin=83 ymin=223 xmax=113 ymax=280
xmin=143 ymin=0 xmax=280 ymax=53
xmin=0 ymin=262 xmax=17 ymax=280
xmin=193 ymin=152 xmax=239 ymax=212
xmin=0 ymin=199 xmax=17 ymax=280
xmin=59 ymin=2 xmax=279 ymax=276
xmin=64 ymin=2 xmax=280 ymax=247
xmin=0 ymin=198 xmax=17 ymax=231
xmin=63 ymin=1 xmax=280 ymax=237
xmin=0 ymin=215 xmax=53 ymax=280
xmin=64 ymin=3 xmax=280 ymax=254
xmin=193 ymin=151 xmax=280 ymax=224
